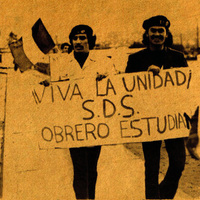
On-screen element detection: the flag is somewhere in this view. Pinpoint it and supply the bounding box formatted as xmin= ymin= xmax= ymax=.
xmin=32 ymin=18 xmax=55 ymax=54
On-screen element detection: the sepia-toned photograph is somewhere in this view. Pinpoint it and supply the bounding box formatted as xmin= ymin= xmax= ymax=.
xmin=0 ymin=0 xmax=199 ymax=199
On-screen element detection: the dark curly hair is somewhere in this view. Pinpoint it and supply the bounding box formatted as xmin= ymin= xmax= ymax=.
xmin=60 ymin=42 xmax=70 ymax=50
xmin=69 ymin=24 xmax=96 ymax=50
xmin=142 ymin=29 xmax=173 ymax=47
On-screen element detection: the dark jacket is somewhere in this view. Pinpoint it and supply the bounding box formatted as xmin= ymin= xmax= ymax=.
xmin=125 ymin=47 xmax=188 ymax=73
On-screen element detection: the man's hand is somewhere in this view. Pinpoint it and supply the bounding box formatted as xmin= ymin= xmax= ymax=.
xmin=39 ymin=79 xmax=50 ymax=87
xmin=8 ymin=32 xmax=18 ymax=45
xmin=96 ymin=73 xmax=107 ymax=81
xmin=8 ymin=32 xmax=34 ymax=72
xmin=147 ymin=65 xmax=160 ymax=75
xmin=186 ymin=107 xmax=200 ymax=160
xmin=186 ymin=134 xmax=200 ymax=160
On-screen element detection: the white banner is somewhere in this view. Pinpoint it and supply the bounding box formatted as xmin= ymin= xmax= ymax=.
xmin=5 ymin=67 xmax=198 ymax=148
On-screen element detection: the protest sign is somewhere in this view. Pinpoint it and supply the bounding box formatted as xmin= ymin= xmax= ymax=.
xmin=3 ymin=60 xmax=199 ymax=200
xmin=4 ymin=67 xmax=197 ymax=149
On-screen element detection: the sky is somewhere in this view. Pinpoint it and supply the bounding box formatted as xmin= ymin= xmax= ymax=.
xmin=0 ymin=0 xmax=200 ymax=57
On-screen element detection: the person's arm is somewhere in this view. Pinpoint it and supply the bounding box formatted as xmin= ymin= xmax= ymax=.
xmin=181 ymin=53 xmax=188 ymax=67
xmin=125 ymin=54 xmax=148 ymax=74
xmin=125 ymin=55 xmax=133 ymax=73
xmin=34 ymin=62 xmax=50 ymax=75
xmin=8 ymin=34 xmax=34 ymax=72
xmin=96 ymin=57 xmax=118 ymax=81
xmin=8 ymin=32 xmax=51 ymax=75
xmin=186 ymin=106 xmax=200 ymax=160
xmin=147 ymin=65 xmax=160 ymax=75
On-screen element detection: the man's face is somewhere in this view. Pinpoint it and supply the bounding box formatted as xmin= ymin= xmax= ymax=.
xmin=147 ymin=26 xmax=168 ymax=46
xmin=72 ymin=33 xmax=89 ymax=53
xmin=62 ymin=45 xmax=69 ymax=53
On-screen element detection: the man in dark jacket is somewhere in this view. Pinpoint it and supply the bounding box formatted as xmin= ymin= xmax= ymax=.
xmin=125 ymin=15 xmax=188 ymax=199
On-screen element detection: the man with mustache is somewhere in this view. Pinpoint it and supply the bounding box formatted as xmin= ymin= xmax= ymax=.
xmin=59 ymin=24 xmax=116 ymax=200
xmin=8 ymin=24 xmax=116 ymax=199
xmin=126 ymin=15 xmax=188 ymax=199
xmin=54 ymin=25 xmax=116 ymax=81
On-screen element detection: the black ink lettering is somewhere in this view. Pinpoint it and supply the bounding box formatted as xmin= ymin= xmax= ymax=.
xmin=32 ymin=91 xmax=38 ymax=104
xmin=164 ymin=71 xmax=174 ymax=87
xmin=153 ymin=74 xmax=163 ymax=89
xmin=57 ymin=84 xmax=70 ymax=100
xmin=121 ymin=95 xmax=134 ymax=118
xmin=141 ymin=117 xmax=156 ymax=135
xmin=178 ymin=113 xmax=187 ymax=128
xmin=97 ymin=123 xmax=110 ymax=138
xmin=157 ymin=116 xmax=167 ymax=134
xmin=175 ymin=114 xmax=178 ymax=128
xmin=41 ymin=127 xmax=53 ymax=142
xmin=54 ymin=126 xmax=64 ymax=143
xmin=120 ymin=120 xmax=130 ymax=138
xmin=64 ymin=125 xmax=74 ymax=141
xmin=103 ymin=99 xmax=116 ymax=118
xmin=168 ymin=115 xmax=175 ymax=130
xmin=175 ymin=70 xmax=186 ymax=86
xmin=148 ymin=73 xmax=151 ymax=90
xmin=122 ymin=76 xmax=135 ymax=92
xmin=184 ymin=112 xmax=191 ymax=129
xmin=51 ymin=86 xmax=54 ymax=103
xmin=106 ymin=78 xmax=116 ymax=95
xmin=70 ymin=83 xmax=83 ymax=100
xmin=75 ymin=124 xmax=84 ymax=141
xmin=82 ymin=100 xmax=95 ymax=120
xmin=137 ymin=75 xmax=147 ymax=90
xmin=96 ymin=80 xmax=106 ymax=96
xmin=130 ymin=119 xmax=142 ymax=137
xmin=187 ymin=70 xmax=192 ymax=89
xmin=32 ymin=87 xmax=46 ymax=104
xmin=85 ymin=123 xmax=96 ymax=140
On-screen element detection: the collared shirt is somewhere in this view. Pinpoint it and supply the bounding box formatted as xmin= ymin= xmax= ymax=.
xmin=50 ymin=51 xmax=116 ymax=81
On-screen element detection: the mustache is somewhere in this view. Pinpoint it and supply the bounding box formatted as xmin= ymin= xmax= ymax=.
xmin=75 ymin=44 xmax=83 ymax=48
xmin=151 ymin=35 xmax=164 ymax=40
